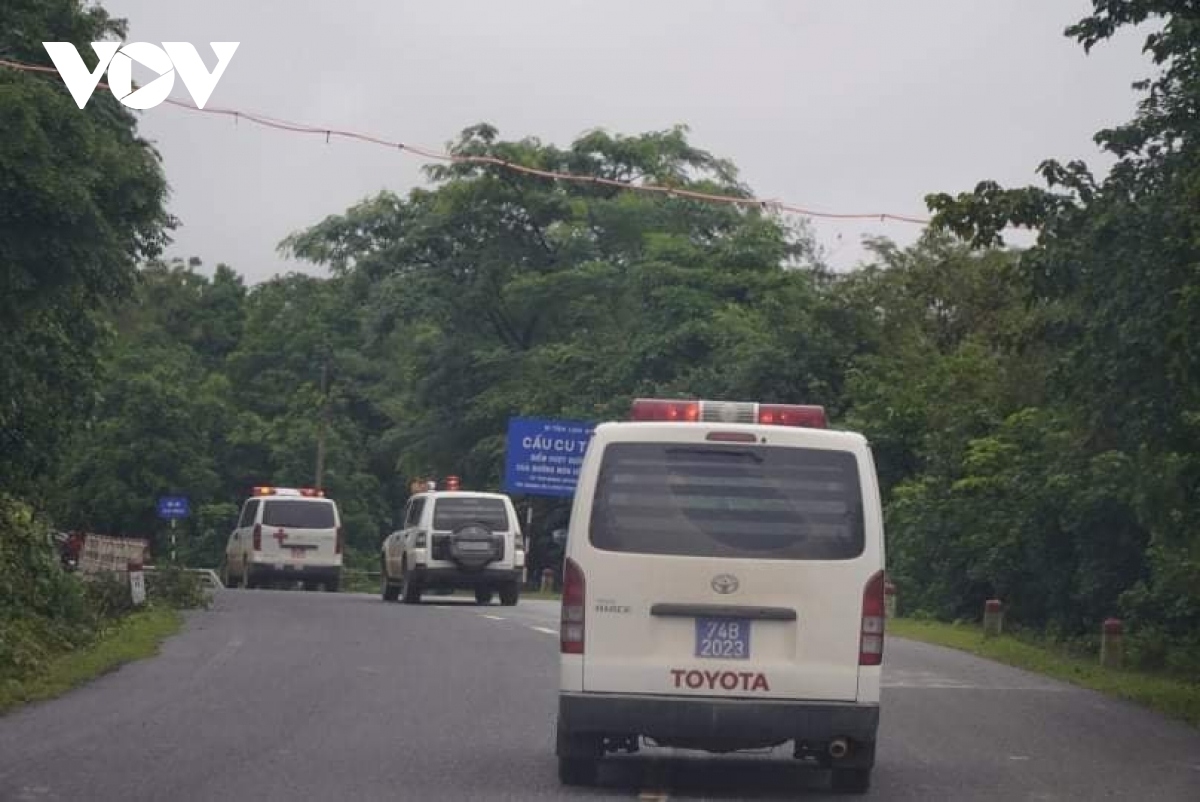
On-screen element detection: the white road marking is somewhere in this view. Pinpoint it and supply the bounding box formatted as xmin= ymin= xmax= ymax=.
xmin=882 ymin=669 xmax=1071 ymax=691
xmin=482 ymin=614 xmax=506 ymax=621
xmin=531 ymin=626 xmax=558 ymax=635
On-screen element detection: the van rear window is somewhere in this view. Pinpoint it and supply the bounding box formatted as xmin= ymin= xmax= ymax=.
xmin=432 ymin=497 xmax=510 ymax=531
xmin=262 ymin=500 xmax=337 ymax=529
xmin=589 ymin=442 xmax=865 ymax=560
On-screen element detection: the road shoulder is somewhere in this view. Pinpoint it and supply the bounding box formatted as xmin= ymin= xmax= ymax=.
xmin=889 ymin=617 xmax=1200 ymax=727
xmin=0 ymin=607 xmax=182 ymax=716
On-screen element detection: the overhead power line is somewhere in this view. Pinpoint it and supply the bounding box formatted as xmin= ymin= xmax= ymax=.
xmin=1 ymin=57 xmax=931 ymax=225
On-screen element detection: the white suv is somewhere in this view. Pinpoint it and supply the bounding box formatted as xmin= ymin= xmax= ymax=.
xmin=380 ymin=489 xmax=524 ymax=605
xmin=224 ymin=486 xmax=344 ymax=591
xmin=555 ymin=398 xmax=886 ymax=794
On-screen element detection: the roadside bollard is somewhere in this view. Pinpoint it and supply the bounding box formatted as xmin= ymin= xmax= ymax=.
xmin=1101 ymin=618 xmax=1124 ymax=669
xmin=128 ymin=559 xmax=147 ymax=607
xmin=884 ymin=579 xmax=897 ymax=619
xmin=983 ymin=599 xmax=1003 ymax=638
xmin=540 ymin=568 xmax=554 ymax=594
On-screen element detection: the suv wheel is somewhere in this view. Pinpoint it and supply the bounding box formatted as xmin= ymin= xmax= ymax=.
xmin=381 ymin=565 xmax=400 ymax=602
xmin=401 ymin=571 xmax=421 ymax=604
xmin=474 ymin=588 xmax=493 ymax=605
xmin=499 ymin=580 xmax=520 ymax=606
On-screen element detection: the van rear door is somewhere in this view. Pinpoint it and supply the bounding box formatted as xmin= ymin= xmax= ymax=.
xmin=574 ymin=426 xmax=879 ymax=703
xmin=260 ymin=499 xmax=340 ymax=564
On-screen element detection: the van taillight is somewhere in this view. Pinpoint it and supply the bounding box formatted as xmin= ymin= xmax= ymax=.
xmin=336 ymin=526 xmax=343 ymax=555
xmin=860 ymin=570 xmax=885 ymax=666
xmin=252 ymin=523 xmax=262 ymax=551
xmin=561 ymin=557 xmax=586 ymax=655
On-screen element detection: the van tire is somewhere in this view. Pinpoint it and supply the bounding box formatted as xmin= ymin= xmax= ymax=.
xmin=499 ymin=581 xmax=520 ymax=606
xmin=557 ymin=756 xmax=598 ymax=786
xmin=474 ymin=588 xmax=493 ymax=605
xmin=831 ymin=768 xmax=871 ymax=794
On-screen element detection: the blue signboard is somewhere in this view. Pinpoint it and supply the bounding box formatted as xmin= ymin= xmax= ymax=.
xmin=503 ymin=417 xmax=596 ymax=497
xmin=157 ymin=496 xmax=190 ymax=519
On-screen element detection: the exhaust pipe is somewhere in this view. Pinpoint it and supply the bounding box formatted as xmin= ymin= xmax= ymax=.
xmin=828 ymin=738 xmax=849 ymax=759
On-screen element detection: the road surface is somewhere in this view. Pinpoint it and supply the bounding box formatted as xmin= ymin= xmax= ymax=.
xmin=1 ymin=590 xmax=1198 ymax=800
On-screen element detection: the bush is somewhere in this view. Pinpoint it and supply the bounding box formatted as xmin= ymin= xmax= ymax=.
xmin=145 ymin=565 xmax=210 ymax=610
xmin=0 ymin=494 xmax=99 ymax=679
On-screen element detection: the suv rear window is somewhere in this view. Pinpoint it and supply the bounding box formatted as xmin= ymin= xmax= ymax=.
xmin=261 ymin=500 xmax=337 ymax=529
xmin=432 ymin=497 xmax=510 ymax=531
xmin=589 ymin=442 xmax=864 ymax=560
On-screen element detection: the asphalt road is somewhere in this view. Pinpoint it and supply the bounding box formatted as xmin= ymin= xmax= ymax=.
xmin=1 ymin=590 xmax=1198 ymax=801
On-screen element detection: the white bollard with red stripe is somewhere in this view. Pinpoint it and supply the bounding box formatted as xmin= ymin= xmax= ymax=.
xmin=128 ymin=559 xmax=147 ymax=606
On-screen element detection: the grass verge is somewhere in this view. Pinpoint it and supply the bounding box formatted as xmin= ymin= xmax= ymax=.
xmin=0 ymin=607 xmax=183 ymax=716
xmin=889 ymin=617 xmax=1200 ymax=727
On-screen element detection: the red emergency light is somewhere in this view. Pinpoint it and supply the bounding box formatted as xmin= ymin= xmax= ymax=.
xmin=629 ymin=398 xmax=827 ymax=429
xmin=252 ymin=486 xmax=325 ymax=497
xmin=444 ymin=475 xmax=461 ymax=491
xmin=629 ymin=399 xmax=699 ymax=422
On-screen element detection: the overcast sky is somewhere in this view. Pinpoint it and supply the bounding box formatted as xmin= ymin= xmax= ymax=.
xmin=99 ymin=0 xmax=1153 ymax=284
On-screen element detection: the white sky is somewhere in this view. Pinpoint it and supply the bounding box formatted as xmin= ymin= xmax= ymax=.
xmin=98 ymin=0 xmax=1153 ymax=283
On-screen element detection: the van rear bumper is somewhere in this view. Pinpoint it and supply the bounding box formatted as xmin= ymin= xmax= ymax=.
xmin=558 ymin=692 xmax=878 ymax=764
xmin=247 ymin=561 xmax=341 ymax=582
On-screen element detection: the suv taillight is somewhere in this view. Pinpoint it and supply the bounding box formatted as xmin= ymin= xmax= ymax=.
xmin=252 ymin=523 xmax=262 ymax=551
xmin=860 ymin=570 xmax=885 ymax=665
xmin=336 ymin=526 xmax=343 ymax=555
xmin=561 ymin=557 xmax=586 ymax=654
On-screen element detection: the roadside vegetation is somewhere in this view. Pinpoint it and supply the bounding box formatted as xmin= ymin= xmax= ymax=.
xmin=889 ymin=617 xmax=1200 ymax=728
xmin=1 ymin=0 xmax=1198 ymax=706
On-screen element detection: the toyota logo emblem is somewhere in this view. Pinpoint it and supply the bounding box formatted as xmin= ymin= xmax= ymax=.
xmin=711 ymin=574 xmax=739 ymax=594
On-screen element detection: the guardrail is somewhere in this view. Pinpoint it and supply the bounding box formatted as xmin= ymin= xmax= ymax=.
xmin=142 ymin=565 xmax=225 ymax=590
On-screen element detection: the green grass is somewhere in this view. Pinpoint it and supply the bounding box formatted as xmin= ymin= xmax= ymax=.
xmin=889 ymin=617 xmax=1200 ymax=728
xmin=0 ymin=607 xmax=183 ymax=715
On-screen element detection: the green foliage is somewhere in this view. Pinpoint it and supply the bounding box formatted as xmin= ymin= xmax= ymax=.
xmin=0 ymin=1 xmax=172 ymax=495
xmin=917 ymin=0 xmax=1200 ymax=655
xmin=144 ymin=565 xmax=210 ymax=610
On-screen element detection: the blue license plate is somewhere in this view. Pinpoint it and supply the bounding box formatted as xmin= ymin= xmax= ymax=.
xmin=695 ymin=618 xmax=750 ymax=660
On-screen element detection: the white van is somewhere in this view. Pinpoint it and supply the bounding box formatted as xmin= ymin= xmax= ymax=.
xmin=556 ymin=398 xmax=886 ymax=794
xmin=223 ymin=486 xmax=344 ymax=592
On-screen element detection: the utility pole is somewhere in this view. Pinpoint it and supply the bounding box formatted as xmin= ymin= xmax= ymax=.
xmin=315 ymin=353 xmax=330 ymax=489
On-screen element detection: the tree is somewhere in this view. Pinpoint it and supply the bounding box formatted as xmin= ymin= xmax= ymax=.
xmin=923 ymin=1 xmax=1200 ymax=648
xmin=0 ymin=0 xmax=172 ymax=494
xmin=282 ymin=124 xmax=830 ymax=490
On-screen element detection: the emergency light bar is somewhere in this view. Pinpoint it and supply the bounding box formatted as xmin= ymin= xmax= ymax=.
xmin=252 ymin=486 xmax=325 ymax=497
xmin=629 ymin=398 xmax=827 ymax=429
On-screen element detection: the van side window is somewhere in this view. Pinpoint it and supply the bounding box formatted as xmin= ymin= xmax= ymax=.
xmin=405 ymin=498 xmax=425 ymax=528
xmin=238 ymin=499 xmax=260 ymax=528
